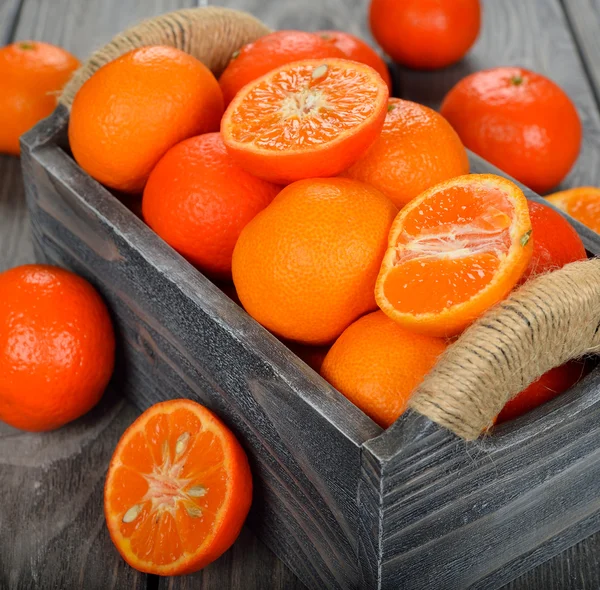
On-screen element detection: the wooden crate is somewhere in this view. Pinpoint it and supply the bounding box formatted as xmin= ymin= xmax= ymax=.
xmin=21 ymin=105 xmax=600 ymax=590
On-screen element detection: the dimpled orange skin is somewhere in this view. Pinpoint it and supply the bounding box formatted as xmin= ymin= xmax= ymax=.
xmin=321 ymin=311 xmax=447 ymax=428
xmin=232 ymin=178 xmax=398 ymax=345
xmin=218 ymin=30 xmax=344 ymax=106
xmin=142 ymin=133 xmax=280 ymax=280
xmin=546 ymin=187 xmax=600 ymax=234
xmin=0 ymin=41 xmax=80 ymax=155
xmin=317 ymin=30 xmax=392 ymax=92
xmin=0 ymin=265 xmax=115 ymax=431
xmin=343 ymin=98 xmax=470 ymax=208
xmin=369 ymin=0 xmax=481 ymax=70
xmin=69 ymin=46 xmax=224 ymax=194
xmin=440 ymin=67 xmax=582 ymax=195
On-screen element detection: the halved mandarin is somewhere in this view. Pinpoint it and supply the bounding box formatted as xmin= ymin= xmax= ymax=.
xmin=104 ymin=399 xmax=252 ymax=575
xmin=546 ymin=186 xmax=600 ymax=234
xmin=375 ymin=174 xmax=533 ymax=337
xmin=221 ymin=58 xmax=389 ymax=184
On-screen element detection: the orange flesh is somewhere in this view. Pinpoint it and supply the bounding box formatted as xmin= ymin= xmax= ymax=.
xmin=227 ymin=62 xmax=383 ymax=150
xmin=547 ymin=188 xmax=600 ymax=232
xmin=106 ymin=406 xmax=229 ymax=567
xmin=383 ymin=185 xmax=518 ymax=315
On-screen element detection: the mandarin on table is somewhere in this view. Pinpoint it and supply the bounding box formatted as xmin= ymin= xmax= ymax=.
xmin=369 ymin=0 xmax=481 ymax=70
xmin=0 ymin=41 xmax=79 ymax=155
xmin=546 ymin=187 xmax=600 ymax=234
xmin=0 ymin=265 xmax=115 ymax=431
xmin=321 ymin=311 xmax=447 ymax=428
xmin=376 ymin=174 xmax=533 ymax=337
xmin=440 ymin=67 xmax=582 ymax=194
xmin=521 ymin=200 xmax=587 ymax=283
xmin=104 ymin=399 xmax=252 ymax=575
xmin=142 ymin=133 xmax=280 ymax=280
xmin=218 ymin=30 xmax=344 ymax=106
xmin=232 ymin=178 xmax=397 ymax=345
xmin=221 ymin=58 xmax=389 ymax=184
xmin=69 ymin=46 xmax=224 ymax=194
xmin=497 ymin=361 xmax=587 ymax=424
xmin=317 ymin=30 xmax=392 ymax=91
xmin=343 ymin=98 xmax=469 ymax=208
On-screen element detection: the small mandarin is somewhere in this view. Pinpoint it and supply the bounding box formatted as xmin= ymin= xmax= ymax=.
xmin=69 ymin=46 xmax=224 ymax=194
xmin=546 ymin=187 xmax=600 ymax=234
xmin=142 ymin=133 xmax=280 ymax=280
xmin=344 ymin=98 xmax=469 ymax=208
xmin=0 ymin=41 xmax=80 ymax=155
xmin=321 ymin=311 xmax=447 ymax=428
xmin=232 ymin=178 xmax=397 ymax=345
xmin=0 ymin=264 xmax=115 ymax=431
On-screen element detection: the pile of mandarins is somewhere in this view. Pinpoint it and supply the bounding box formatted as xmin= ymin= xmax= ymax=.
xmin=0 ymin=0 xmax=596 ymax=576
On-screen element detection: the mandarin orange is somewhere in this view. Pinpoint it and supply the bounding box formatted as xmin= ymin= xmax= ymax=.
xmin=104 ymin=399 xmax=252 ymax=575
xmin=221 ymin=58 xmax=389 ymax=184
xmin=344 ymin=98 xmax=469 ymax=208
xmin=142 ymin=133 xmax=280 ymax=280
xmin=546 ymin=187 xmax=600 ymax=234
xmin=321 ymin=311 xmax=447 ymax=428
xmin=69 ymin=46 xmax=224 ymax=194
xmin=232 ymin=178 xmax=397 ymax=345
xmin=0 ymin=264 xmax=115 ymax=431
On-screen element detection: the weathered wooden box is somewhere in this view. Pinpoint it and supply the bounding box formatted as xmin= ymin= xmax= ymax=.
xmin=21 ymin=105 xmax=600 ymax=590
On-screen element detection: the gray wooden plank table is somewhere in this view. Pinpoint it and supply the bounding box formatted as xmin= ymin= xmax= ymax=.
xmin=1 ymin=0 xmax=600 ymax=588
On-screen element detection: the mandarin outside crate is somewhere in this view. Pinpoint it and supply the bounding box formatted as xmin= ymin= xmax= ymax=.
xmin=20 ymin=7 xmax=600 ymax=590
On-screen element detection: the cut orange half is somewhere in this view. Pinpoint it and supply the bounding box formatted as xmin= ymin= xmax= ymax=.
xmin=221 ymin=58 xmax=389 ymax=184
xmin=375 ymin=174 xmax=533 ymax=337
xmin=104 ymin=399 xmax=252 ymax=575
xmin=546 ymin=186 xmax=600 ymax=234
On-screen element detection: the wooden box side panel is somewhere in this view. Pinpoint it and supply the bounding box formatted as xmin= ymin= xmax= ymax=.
xmin=21 ymin=110 xmax=382 ymax=590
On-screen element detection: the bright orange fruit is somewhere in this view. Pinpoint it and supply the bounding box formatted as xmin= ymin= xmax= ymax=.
xmin=104 ymin=399 xmax=252 ymax=575
xmin=218 ymin=30 xmax=344 ymax=106
xmin=497 ymin=361 xmax=587 ymax=424
xmin=221 ymin=58 xmax=389 ymax=184
xmin=343 ymin=98 xmax=469 ymax=208
xmin=376 ymin=174 xmax=533 ymax=337
xmin=521 ymin=200 xmax=587 ymax=283
xmin=142 ymin=133 xmax=280 ymax=280
xmin=69 ymin=46 xmax=224 ymax=194
xmin=546 ymin=187 xmax=600 ymax=234
xmin=440 ymin=67 xmax=582 ymax=194
xmin=232 ymin=178 xmax=397 ymax=345
xmin=317 ymin=30 xmax=392 ymax=91
xmin=369 ymin=0 xmax=481 ymax=70
xmin=0 ymin=264 xmax=115 ymax=431
xmin=321 ymin=311 xmax=447 ymax=428
xmin=0 ymin=41 xmax=80 ymax=155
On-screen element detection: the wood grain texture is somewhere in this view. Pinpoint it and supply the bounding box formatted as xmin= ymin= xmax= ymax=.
xmin=394 ymin=0 xmax=600 ymax=194
xmin=0 ymin=0 xmax=23 ymax=44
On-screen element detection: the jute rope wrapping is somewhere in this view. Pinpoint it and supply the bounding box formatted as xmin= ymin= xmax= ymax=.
xmin=57 ymin=7 xmax=600 ymax=441
xmin=409 ymin=259 xmax=600 ymax=440
xmin=59 ymin=7 xmax=272 ymax=108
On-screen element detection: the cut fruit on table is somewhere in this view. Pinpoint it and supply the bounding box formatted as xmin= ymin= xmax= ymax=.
xmin=546 ymin=187 xmax=600 ymax=235
xmin=104 ymin=399 xmax=252 ymax=576
xmin=376 ymin=174 xmax=533 ymax=337
xmin=221 ymin=58 xmax=389 ymax=184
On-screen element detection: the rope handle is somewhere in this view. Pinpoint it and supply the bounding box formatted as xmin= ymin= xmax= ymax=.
xmin=409 ymin=259 xmax=600 ymax=440
xmin=58 ymin=7 xmax=600 ymax=441
xmin=59 ymin=6 xmax=272 ymax=107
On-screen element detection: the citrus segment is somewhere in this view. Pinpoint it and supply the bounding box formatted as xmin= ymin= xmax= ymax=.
xmin=376 ymin=174 xmax=533 ymax=336
xmin=104 ymin=399 xmax=252 ymax=575
xmin=221 ymin=59 xmax=389 ymax=183
xmin=546 ymin=187 xmax=600 ymax=234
